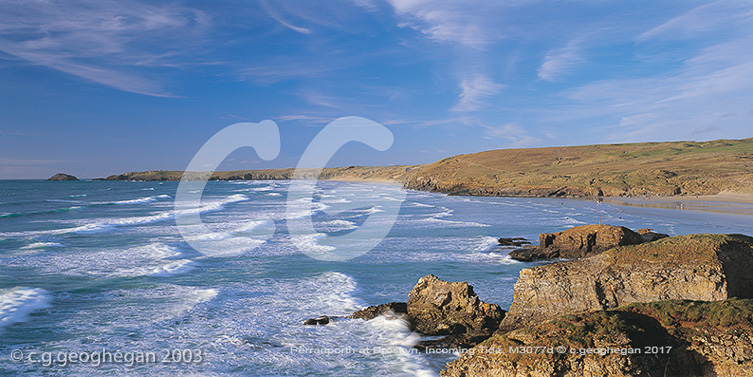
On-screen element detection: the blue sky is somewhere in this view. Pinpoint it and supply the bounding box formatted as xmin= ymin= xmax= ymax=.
xmin=1 ymin=0 xmax=752 ymax=179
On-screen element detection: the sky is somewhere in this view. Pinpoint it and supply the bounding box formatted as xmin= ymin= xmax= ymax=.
xmin=1 ymin=0 xmax=752 ymax=179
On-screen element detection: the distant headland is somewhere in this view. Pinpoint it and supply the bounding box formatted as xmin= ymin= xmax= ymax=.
xmin=93 ymin=137 xmax=753 ymax=199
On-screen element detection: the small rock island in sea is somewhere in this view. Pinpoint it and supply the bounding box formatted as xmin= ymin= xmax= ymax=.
xmin=305 ymin=225 xmax=753 ymax=376
xmin=46 ymin=173 xmax=79 ymax=181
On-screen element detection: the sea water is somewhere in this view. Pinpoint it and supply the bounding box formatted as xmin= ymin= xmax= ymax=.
xmin=1 ymin=180 xmax=751 ymax=376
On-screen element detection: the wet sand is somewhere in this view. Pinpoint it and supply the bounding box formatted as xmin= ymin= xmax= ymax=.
xmin=603 ymin=191 xmax=753 ymax=216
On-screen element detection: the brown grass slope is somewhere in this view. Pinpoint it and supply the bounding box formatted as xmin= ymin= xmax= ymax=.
xmin=404 ymin=138 xmax=753 ymax=197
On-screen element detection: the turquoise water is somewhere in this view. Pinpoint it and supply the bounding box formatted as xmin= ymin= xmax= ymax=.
xmin=1 ymin=180 xmax=752 ymax=376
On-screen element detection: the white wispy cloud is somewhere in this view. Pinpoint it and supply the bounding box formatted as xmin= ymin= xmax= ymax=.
xmin=387 ymin=0 xmax=507 ymax=48
xmin=0 ymin=0 xmax=210 ymax=96
xmin=538 ymin=38 xmax=584 ymax=81
xmin=482 ymin=122 xmax=541 ymax=147
xmin=638 ymin=0 xmax=753 ymax=41
xmin=259 ymin=0 xmax=312 ymax=34
xmin=453 ymin=75 xmax=504 ymax=112
xmin=558 ymin=37 xmax=753 ymax=142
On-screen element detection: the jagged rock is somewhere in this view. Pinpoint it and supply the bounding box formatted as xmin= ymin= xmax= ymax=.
xmin=497 ymin=237 xmax=531 ymax=247
xmin=417 ymin=333 xmax=492 ymax=351
xmin=47 ymin=173 xmax=79 ymax=181
xmin=442 ymin=299 xmax=753 ymax=377
xmin=500 ymin=234 xmax=753 ymax=331
xmin=509 ymin=224 xmax=646 ymax=261
xmin=407 ymin=274 xmax=504 ymax=337
xmin=302 ymin=316 xmax=330 ymax=325
xmin=348 ymin=302 xmax=409 ymax=321
xmin=637 ymin=228 xmax=669 ymax=242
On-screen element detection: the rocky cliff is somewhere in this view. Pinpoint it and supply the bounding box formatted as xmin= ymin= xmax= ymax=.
xmin=500 ymin=234 xmax=753 ymax=331
xmin=509 ymin=224 xmax=662 ymax=261
xmin=442 ymin=299 xmax=753 ymax=377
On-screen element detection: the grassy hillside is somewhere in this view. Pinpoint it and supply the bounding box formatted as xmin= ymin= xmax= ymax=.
xmin=403 ymin=138 xmax=753 ymax=197
xmin=99 ymin=138 xmax=753 ymax=198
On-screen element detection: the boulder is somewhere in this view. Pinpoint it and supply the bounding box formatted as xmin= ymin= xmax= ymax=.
xmin=47 ymin=173 xmax=79 ymax=181
xmin=302 ymin=316 xmax=330 ymax=326
xmin=348 ymin=302 xmax=409 ymax=321
xmin=500 ymin=234 xmax=753 ymax=331
xmin=637 ymin=228 xmax=670 ymax=242
xmin=509 ymin=224 xmax=647 ymax=261
xmin=442 ymin=299 xmax=753 ymax=377
xmin=407 ymin=274 xmax=504 ymax=337
xmin=497 ymin=237 xmax=531 ymax=247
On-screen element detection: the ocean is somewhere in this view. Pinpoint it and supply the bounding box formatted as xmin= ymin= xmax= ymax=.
xmin=1 ymin=180 xmax=752 ymax=376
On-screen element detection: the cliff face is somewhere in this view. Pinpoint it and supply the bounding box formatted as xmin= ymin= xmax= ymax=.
xmin=500 ymin=234 xmax=753 ymax=331
xmin=442 ymin=299 xmax=753 ymax=377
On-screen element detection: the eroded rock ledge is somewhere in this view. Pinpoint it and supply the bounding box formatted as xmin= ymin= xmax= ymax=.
xmin=508 ymin=224 xmax=668 ymax=261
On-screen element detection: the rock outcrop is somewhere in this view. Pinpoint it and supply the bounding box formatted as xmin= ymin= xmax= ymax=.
xmin=47 ymin=173 xmax=79 ymax=181
xmin=348 ymin=302 xmax=408 ymax=321
xmin=497 ymin=237 xmax=531 ymax=247
xmin=510 ymin=225 xmax=645 ymax=261
xmin=302 ymin=316 xmax=330 ymax=325
xmin=500 ymin=234 xmax=753 ymax=331
xmin=442 ymin=299 xmax=753 ymax=377
xmin=335 ymin=275 xmax=504 ymax=350
xmin=408 ymin=274 xmax=504 ymax=337
xmin=636 ymin=228 xmax=670 ymax=242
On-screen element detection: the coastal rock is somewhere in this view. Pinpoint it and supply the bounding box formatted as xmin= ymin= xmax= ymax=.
xmin=302 ymin=316 xmax=331 ymax=326
xmin=509 ymin=224 xmax=645 ymax=261
xmin=497 ymin=237 xmax=531 ymax=247
xmin=636 ymin=228 xmax=669 ymax=242
xmin=47 ymin=173 xmax=79 ymax=181
xmin=348 ymin=302 xmax=409 ymax=321
xmin=407 ymin=274 xmax=504 ymax=337
xmin=500 ymin=234 xmax=753 ymax=331
xmin=442 ymin=299 xmax=753 ymax=377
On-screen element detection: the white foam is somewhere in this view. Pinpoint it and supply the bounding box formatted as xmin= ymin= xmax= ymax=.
xmin=317 ymin=220 xmax=358 ymax=232
xmin=267 ymin=192 xmax=282 ymax=196
xmin=474 ymin=236 xmax=500 ymax=252
xmin=0 ymin=288 xmax=51 ymax=330
xmin=0 ymin=194 xmax=252 ymax=239
xmin=21 ymin=242 xmax=65 ymax=249
xmin=285 ymin=198 xmax=329 ymax=220
xmin=112 ymin=196 xmax=158 ymax=205
xmin=149 ymin=260 xmax=199 ymax=277
xmin=290 ymin=233 xmax=336 ymax=253
xmin=410 ymin=202 xmax=435 ymax=208
xmin=141 ymin=187 xmax=155 ymax=191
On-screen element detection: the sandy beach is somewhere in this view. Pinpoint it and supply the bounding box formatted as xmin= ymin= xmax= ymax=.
xmin=604 ymin=191 xmax=753 ymax=216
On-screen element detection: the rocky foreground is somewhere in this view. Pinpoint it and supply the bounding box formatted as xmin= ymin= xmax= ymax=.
xmin=315 ymin=231 xmax=753 ymax=376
